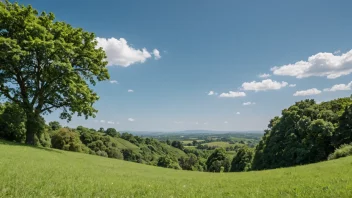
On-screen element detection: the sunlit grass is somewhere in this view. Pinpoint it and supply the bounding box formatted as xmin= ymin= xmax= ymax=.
xmin=1 ymin=140 xmax=352 ymax=197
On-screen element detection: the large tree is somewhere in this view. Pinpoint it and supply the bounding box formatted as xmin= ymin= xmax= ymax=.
xmin=0 ymin=1 xmax=109 ymax=144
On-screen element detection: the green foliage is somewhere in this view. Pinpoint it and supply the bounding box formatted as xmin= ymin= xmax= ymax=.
xmin=0 ymin=1 xmax=109 ymax=144
xmin=51 ymin=128 xmax=86 ymax=152
xmin=328 ymin=144 xmax=352 ymax=160
xmin=206 ymin=148 xmax=231 ymax=172
xmin=178 ymin=153 xmax=203 ymax=171
xmin=48 ymin=121 xmax=61 ymax=131
xmin=157 ymin=156 xmax=181 ymax=170
xmin=105 ymin=128 xmax=120 ymax=137
xmin=171 ymin=140 xmax=184 ymax=150
xmin=230 ymin=146 xmax=254 ymax=172
xmin=0 ymin=102 xmax=26 ymax=142
xmin=252 ymin=97 xmax=352 ymax=170
xmin=333 ymin=105 xmax=352 ymax=147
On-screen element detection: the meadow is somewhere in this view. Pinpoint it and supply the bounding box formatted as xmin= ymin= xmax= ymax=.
xmin=1 ymin=140 xmax=352 ymax=198
xmin=202 ymin=141 xmax=232 ymax=148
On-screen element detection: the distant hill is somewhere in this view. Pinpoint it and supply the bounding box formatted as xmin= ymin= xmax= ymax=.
xmin=129 ymin=130 xmax=264 ymax=136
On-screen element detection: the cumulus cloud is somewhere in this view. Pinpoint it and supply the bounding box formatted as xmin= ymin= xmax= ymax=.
xmin=242 ymin=79 xmax=288 ymax=91
xmin=153 ymin=49 xmax=161 ymax=60
xmin=289 ymin=84 xmax=296 ymax=87
xmin=258 ymin=73 xmax=271 ymax=78
xmin=333 ymin=50 xmax=341 ymax=55
xmin=243 ymin=102 xmax=256 ymax=106
xmin=96 ymin=37 xmax=160 ymax=67
xmin=107 ymin=121 xmax=115 ymax=124
xmin=128 ymin=118 xmax=135 ymax=122
xmin=219 ymin=91 xmax=246 ymax=98
xmin=323 ymin=81 xmax=352 ymax=92
xmin=271 ymin=50 xmax=352 ymax=79
xmin=293 ymin=88 xmax=322 ymax=96
xmin=236 ymin=112 xmax=241 ymax=115
xmin=208 ymin=91 xmax=218 ymax=96
xmin=110 ymin=80 xmax=118 ymax=84
xmin=128 ymin=89 xmax=134 ymax=93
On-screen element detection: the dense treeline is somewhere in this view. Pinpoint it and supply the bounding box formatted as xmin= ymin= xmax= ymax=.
xmin=252 ymin=96 xmax=352 ymax=170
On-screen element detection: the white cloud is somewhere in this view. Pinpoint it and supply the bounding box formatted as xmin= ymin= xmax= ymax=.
xmin=271 ymin=50 xmax=352 ymax=79
xmin=293 ymin=88 xmax=322 ymax=96
xmin=107 ymin=121 xmax=115 ymax=124
xmin=100 ymin=120 xmax=105 ymax=123
xmin=236 ymin=112 xmax=241 ymax=115
xmin=128 ymin=118 xmax=135 ymax=122
xmin=224 ymin=121 xmax=228 ymax=124
xmin=110 ymin=80 xmax=118 ymax=84
xmin=96 ymin=37 xmax=160 ymax=67
xmin=323 ymin=81 xmax=352 ymax=92
xmin=289 ymin=84 xmax=296 ymax=87
xmin=128 ymin=89 xmax=134 ymax=93
xmin=258 ymin=73 xmax=271 ymax=78
xmin=243 ymin=102 xmax=256 ymax=106
xmin=153 ymin=49 xmax=161 ymax=60
xmin=195 ymin=122 xmax=199 ymax=125
xmin=208 ymin=91 xmax=216 ymax=96
xmin=333 ymin=50 xmax=341 ymax=55
xmin=242 ymin=79 xmax=288 ymax=91
xmin=219 ymin=91 xmax=246 ymax=98
xmin=203 ymin=122 xmax=208 ymax=125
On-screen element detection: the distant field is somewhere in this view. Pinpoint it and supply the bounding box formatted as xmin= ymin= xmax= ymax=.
xmin=1 ymin=140 xmax=352 ymax=197
xmin=202 ymin=141 xmax=231 ymax=148
xmin=181 ymin=140 xmax=204 ymax=145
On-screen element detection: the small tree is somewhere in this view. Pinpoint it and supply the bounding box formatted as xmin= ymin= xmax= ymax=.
xmin=230 ymin=146 xmax=254 ymax=172
xmin=105 ymin=128 xmax=119 ymax=137
xmin=51 ymin=128 xmax=85 ymax=152
xmin=0 ymin=1 xmax=109 ymax=144
xmin=206 ymin=148 xmax=230 ymax=172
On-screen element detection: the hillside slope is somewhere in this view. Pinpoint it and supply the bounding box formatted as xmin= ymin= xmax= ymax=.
xmin=0 ymin=140 xmax=351 ymax=198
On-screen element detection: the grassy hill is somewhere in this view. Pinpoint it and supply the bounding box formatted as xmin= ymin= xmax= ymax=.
xmin=1 ymin=140 xmax=352 ymax=197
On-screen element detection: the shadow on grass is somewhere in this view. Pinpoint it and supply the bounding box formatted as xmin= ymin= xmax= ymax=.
xmin=0 ymin=139 xmax=63 ymax=154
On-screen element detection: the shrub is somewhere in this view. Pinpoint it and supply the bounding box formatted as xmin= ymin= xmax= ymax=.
xmin=51 ymin=128 xmax=86 ymax=152
xmin=328 ymin=144 xmax=352 ymax=160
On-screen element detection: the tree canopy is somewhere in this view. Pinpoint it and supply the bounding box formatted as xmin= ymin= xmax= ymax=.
xmin=252 ymin=97 xmax=352 ymax=170
xmin=0 ymin=1 xmax=109 ymax=144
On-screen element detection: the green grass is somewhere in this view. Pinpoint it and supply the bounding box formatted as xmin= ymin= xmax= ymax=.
xmin=115 ymin=137 xmax=139 ymax=150
xmin=1 ymin=140 xmax=352 ymax=197
xmin=202 ymin=141 xmax=231 ymax=148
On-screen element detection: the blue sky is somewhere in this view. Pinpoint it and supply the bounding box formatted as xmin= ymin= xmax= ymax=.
xmin=19 ymin=0 xmax=352 ymax=131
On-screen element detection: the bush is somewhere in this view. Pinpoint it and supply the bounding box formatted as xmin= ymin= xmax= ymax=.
xmin=0 ymin=103 xmax=26 ymax=143
xmin=328 ymin=144 xmax=352 ymax=160
xmin=51 ymin=128 xmax=86 ymax=152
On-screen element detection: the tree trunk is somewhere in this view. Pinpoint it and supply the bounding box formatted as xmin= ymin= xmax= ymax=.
xmin=25 ymin=111 xmax=41 ymax=145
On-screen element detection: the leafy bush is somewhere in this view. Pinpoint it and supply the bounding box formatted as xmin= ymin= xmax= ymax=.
xmin=51 ymin=128 xmax=86 ymax=152
xmin=206 ymin=148 xmax=231 ymax=172
xmin=0 ymin=103 xmax=26 ymax=143
xmin=230 ymin=146 xmax=254 ymax=172
xmin=328 ymin=144 xmax=352 ymax=160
